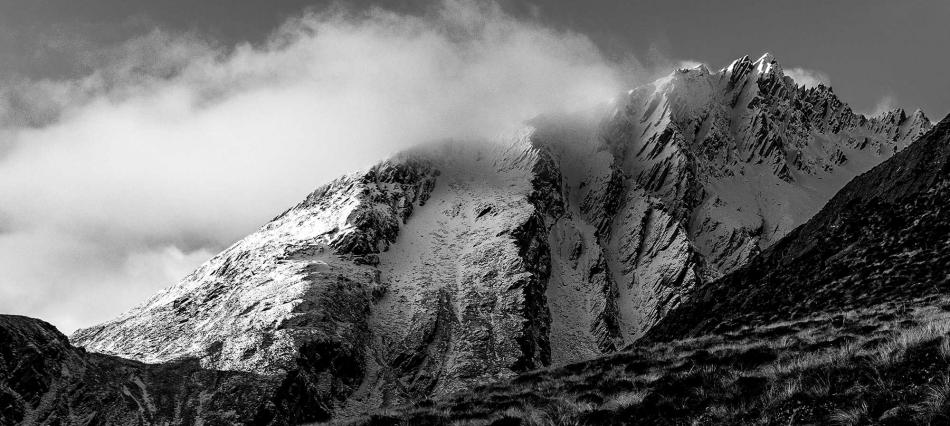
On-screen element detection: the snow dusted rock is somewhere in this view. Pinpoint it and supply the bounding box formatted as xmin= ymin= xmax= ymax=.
xmin=69 ymin=53 xmax=931 ymax=421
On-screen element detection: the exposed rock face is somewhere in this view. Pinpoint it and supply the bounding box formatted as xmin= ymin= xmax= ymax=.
xmin=67 ymin=53 xmax=931 ymax=422
xmin=647 ymin=115 xmax=950 ymax=340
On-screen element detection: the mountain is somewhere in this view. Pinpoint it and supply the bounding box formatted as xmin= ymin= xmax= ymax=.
xmin=349 ymin=115 xmax=950 ymax=426
xmin=3 ymin=53 xmax=926 ymax=424
xmin=70 ymin=53 xmax=930 ymax=421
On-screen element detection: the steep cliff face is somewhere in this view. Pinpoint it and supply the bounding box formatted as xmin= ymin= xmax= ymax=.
xmin=68 ymin=53 xmax=931 ymax=421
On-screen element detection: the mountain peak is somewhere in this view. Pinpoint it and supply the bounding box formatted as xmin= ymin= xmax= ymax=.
xmin=755 ymin=52 xmax=776 ymax=62
xmin=752 ymin=52 xmax=780 ymax=74
xmin=721 ymin=54 xmax=752 ymax=75
xmin=721 ymin=52 xmax=784 ymax=84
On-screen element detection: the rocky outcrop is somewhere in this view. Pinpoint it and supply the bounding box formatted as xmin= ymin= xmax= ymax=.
xmin=66 ymin=53 xmax=932 ymax=422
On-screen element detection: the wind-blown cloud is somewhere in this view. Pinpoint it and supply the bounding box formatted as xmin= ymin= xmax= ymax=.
xmin=785 ymin=66 xmax=831 ymax=88
xmin=676 ymin=60 xmax=707 ymax=70
xmin=864 ymin=95 xmax=899 ymax=117
xmin=0 ymin=1 xmax=626 ymax=333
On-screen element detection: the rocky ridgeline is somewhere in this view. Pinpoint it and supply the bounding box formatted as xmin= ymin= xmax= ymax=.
xmin=3 ymin=54 xmax=933 ymax=424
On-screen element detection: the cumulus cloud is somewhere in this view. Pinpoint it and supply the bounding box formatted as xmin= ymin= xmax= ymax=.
xmin=785 ymin=66 xmax=831 ymax=88
xmin=0 ymin=1 xmax=626 ymax=333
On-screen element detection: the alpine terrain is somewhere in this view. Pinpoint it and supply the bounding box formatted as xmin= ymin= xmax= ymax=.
xmin=0 ymin=53 xmax=939 ymax=425
xmin=359 ymin=111 xmax=950 ymax=426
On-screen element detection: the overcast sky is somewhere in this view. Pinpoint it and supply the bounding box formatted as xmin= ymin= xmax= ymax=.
xmin=1 ymin=0 xmax=948 ymax=333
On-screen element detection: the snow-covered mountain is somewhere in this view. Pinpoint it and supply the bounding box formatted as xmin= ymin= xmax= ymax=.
xmin=68 ymin=53 xmax=931 ymax=423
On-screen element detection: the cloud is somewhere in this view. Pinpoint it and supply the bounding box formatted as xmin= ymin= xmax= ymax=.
xmin=675 ymin=60 xmax=707 ymax=70
xmin=784 ymin=66 xmax=831 ymax=88
xmin=0 ymin=0 xmax=626 ymax=333
xmin=863 ymin=95 xmax=899 ymax=117
xmin=0 ymin=229 xmax=213 ymax=333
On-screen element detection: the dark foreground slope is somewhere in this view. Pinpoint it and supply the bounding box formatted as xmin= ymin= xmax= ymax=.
xmin=348 ymin=118 xmax=950 ymax=425
xmin=0 ymin=315 xmax=281 ymax=425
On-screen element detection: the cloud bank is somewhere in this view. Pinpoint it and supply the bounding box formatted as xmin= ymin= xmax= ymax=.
xmin=784 ymin=66 xmax=831 ymax=89
xmin=864 ymin=95 xmax=899 ymax=117
xmin=0 ymin=1 xmax=627 ymax=333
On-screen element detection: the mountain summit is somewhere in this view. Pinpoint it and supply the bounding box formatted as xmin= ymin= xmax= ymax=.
xmin=7 ymin=53 xmax=928 ymax=424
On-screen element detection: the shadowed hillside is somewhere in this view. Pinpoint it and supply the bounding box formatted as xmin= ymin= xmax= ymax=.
xmin=0 ymin=315 xmax=283 ymax=424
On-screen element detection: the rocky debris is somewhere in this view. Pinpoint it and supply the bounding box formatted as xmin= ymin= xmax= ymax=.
xmin=64 ymin=53 xmax=932 ymax=422
xmin=647 ymin=115 xmax=950 ymax=340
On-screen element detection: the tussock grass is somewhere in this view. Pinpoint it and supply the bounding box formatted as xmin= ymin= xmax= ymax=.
xmin=829 ymin=401 xmax=869 ymax=425
xmin=915 ymin=375 xmax=950 ymax=423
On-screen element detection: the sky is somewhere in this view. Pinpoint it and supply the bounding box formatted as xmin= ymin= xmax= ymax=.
xmin=1 ymin=0 xmax=948 ymax=333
